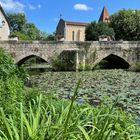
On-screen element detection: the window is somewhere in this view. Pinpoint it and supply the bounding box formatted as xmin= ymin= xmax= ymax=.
xmin=72 ymin=31 xmax=75 ymax=41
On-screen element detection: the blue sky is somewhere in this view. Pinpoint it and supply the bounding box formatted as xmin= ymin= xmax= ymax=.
xmin=0 ymin=0 xmax=140 ymax=33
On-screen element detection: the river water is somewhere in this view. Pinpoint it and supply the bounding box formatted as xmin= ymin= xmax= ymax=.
xmin=30 ymin=69 xmax=140 ymax=116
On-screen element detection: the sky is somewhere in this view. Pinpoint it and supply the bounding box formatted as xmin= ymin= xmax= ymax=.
xmin=0 ymin=0 xmax=140 ymax=33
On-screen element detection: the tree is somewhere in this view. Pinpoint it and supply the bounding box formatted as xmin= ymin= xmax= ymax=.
xmin=23 ymin=23 xmax=40 ymax=40
xmin=85 ymin=21 xmax=115 ymax=41
xmin=7 ymin=13 xmax=27 ymax=32
xmin=46 ymin=33 xmax=55 ymax=41
xmin=7 ymin=13 xmax=40 ymax=40
xmin=110 ymin=9 xmax=140 ymax=41
xmin=39 ymin=32 xmax=55 ymax=41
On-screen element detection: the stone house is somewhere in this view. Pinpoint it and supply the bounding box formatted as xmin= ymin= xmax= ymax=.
xmin=0 ymin=5 xmax=10 ymax=40
xmin=56 ymin=18 xmax=88 ymax=41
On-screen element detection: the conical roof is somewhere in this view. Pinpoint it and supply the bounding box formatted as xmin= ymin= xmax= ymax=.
xmin=98 ymin=6 xmax=109 ymax=22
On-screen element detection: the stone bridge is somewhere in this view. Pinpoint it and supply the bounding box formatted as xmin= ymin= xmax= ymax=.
xmin=0 ymin=41 xmax=140 ymax=70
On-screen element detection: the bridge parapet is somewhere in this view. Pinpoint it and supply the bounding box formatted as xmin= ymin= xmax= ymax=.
xmin=0 ymin=41 xmax=140 ymax=70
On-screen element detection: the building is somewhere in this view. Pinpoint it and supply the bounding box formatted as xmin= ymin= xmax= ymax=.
xmin=98 ymin=6 xmax=110 ymax=23
xmin=0 ymin=5 xmax=10 ymax=40
xmin=56 ymin=18 xmax=88 ymax=41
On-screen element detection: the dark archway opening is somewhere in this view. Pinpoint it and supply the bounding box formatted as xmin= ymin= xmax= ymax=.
xmin=17 ymin=55 xmax=52 ymax=73
xmin=95 ymin=54 xmax=130 ymax=69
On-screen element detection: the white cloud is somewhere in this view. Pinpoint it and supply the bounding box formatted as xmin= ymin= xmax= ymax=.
xmin=28 ymin=4 xmax=36 ymax=10
xmin=0 ymin=0 xmax=42 ymax=12
xmin=28 ymin=4 xmax=42 ymax=10
xmin=0 ymin=0 xmax=25 ymax=12
xmin=37 ymin=4 xmax=41 ymax=9
xmin=74 ymin=3 xmax=93 ymax=11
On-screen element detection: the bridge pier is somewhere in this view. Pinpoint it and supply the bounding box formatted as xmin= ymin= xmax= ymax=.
xmin=76 ymin=50 xmax=79 ymax=71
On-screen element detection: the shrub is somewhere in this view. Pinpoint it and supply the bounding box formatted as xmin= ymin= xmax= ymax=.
xmin=129 ymin=62 xmax=140 ymax=72
xmin=79 ymin=63 xmax=93 ymax=71
xmin=93 ymin=60 xmax=109 ymax=69
xmin=51 ymin=55 xmax=75 ymax=71
xmin=0 ymin=49 xmax=17 ymax=79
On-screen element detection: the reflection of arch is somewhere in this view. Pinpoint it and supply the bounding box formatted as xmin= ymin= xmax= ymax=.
xmin=95 ymin=54 xmax=130 ymax=69
xmin=16 ymin=55 xmax=49 ymax=66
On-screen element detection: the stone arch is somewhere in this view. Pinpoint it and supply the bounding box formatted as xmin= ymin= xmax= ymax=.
xmin=94 ymin=54 xmax=130 ymax=69
xmin=16 ymin=54 xmax=49 ymax=66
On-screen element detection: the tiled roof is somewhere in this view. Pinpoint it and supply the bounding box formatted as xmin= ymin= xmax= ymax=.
xmin=65 ymin=21 xmax=88 ymax=26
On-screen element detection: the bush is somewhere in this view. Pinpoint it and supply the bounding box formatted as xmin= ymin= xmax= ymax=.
xmin=86 ymin=21 xmax=115 ymax=41
xmin=51 ymin=55 xmax=75 ymax=71
xmin=0 ymin=49 xmax=17 ymax=79
xmin=79 ymin=63 xmax=93 ymax=71
xmin=93 ymin=60 xmax=109 ymax=69
xmin=0 ymin=48 xmax=26 ymax=115
xmin=0 ymin=48 xmax=28 ymax=80
xmin=129 ymin=62 xmax=140 ymax=72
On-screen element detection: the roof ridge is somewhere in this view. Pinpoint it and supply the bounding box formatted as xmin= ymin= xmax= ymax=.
xmin=65 ymin=20 xmax=88 ymax=26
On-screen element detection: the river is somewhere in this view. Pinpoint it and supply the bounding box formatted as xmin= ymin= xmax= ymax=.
xmin=30 ymin=69 xmax=140 ymax=116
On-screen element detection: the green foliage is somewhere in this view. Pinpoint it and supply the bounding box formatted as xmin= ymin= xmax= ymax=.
xmin=0 ymin=48 xmax=28 ymax=80
xmin=7 ymin=13 xmax=27 ymax=32
xmin=0 ymin=48 xmax=29 ymax=115
xmin=7 ymin=13 xmax=40 ymax=40
xmin=39 ymin=32 xmax=56 ymax=41
xmin=0 ymin=93 xmax=140 ymax=139
xmin=85 ymin=21 xmax=115 ymax=41
xmin=23 ymin=23 xmax=40 ymax=40
xmin=0 ymin=75 xmax=24 ymax=115
xmin=31 ymin=70 xmax=140 ymax=114
xmin=110 ymin=9 xmax=140 ymax=41
xmin=0 ymin=48 xmax=17 ymax=79
xmin=10 ymin=31 xmax=30 ymax=40
xmin=129 ymin=62 xmax=140 ymax=72
xmin=76 ymin=42 xmax=91 ymax=54
xmin=7 ymin=13 xmax=55 ymax=41
xmin=50 ymin=55 xmax=63 ymax=71
xmin=51 ymin=53 xmax=75 ymax=71
xmin=93 ymin=60 xmax=110 ymax=69
xmin=45 ymin=33 xmax=55 ymax=41
xmin=79 ymin=63 xmax=93 ymax=71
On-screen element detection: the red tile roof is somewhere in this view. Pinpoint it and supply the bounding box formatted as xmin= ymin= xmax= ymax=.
xmin=66 ymin=21 xmax=88 ymax=26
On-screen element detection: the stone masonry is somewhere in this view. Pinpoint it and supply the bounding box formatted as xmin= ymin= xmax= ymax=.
xmin=0 ymin=41 xmax=140 ymax=70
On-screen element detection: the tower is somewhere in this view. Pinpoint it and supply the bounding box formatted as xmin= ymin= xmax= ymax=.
xmin=98 ymin=6 xmax=110 ymax=22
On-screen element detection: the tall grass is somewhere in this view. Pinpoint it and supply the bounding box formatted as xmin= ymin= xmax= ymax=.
xmin=0 ymin=86 xmax=140 ymax=140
